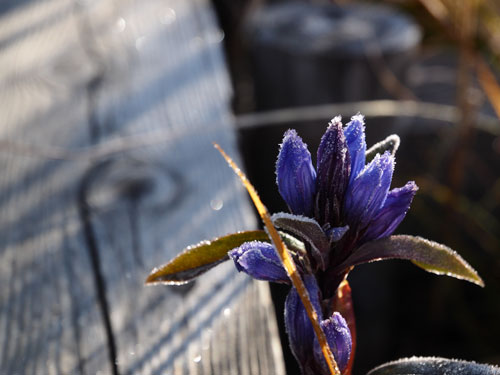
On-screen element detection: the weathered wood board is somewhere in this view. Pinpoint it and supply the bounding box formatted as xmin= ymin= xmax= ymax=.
xmin=0 ymin=0 xmax=285 ymax=374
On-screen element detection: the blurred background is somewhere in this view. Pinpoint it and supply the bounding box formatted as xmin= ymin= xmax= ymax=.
xmin=209 ymin=0 xmax=500 ymax=374
xmin=0 ymin=0 xmax=499 ymax=374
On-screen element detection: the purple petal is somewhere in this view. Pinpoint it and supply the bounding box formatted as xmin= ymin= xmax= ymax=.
xmin=316 ymin=117 xmax=351 ymax=227
xmin=344 ymin=152 xmax=394 ymax=232
xmin=285 ymin=275 xmax=322 ymax=372
xmin=276 ymin=129 xmax=317 ymax=216
xmin=229 ymin=241 xmax=289 ymax=283
xmin=326 ymin=225 xmax=350 ymax=242
xmin=344 ymin=114 xmax=366 ymax=185
xmin=314 ymin=312 xmax=352 ymax=373
xmin=362 ymin=181 xmax=418 ymax=242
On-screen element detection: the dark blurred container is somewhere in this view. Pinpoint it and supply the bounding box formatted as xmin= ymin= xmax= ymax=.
xmin=245 ymin=1 xmax=421 ymax=109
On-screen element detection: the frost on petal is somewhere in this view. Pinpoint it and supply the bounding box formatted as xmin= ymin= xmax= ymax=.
xmin=316 ymin=117 xmax=351 ymax=227
xmin=362 ymin=181 xmax=418 ymax=242
xmin=344 ymin=152 xmax=395 ymax=233
xmin=313 ymin=312 xmax=352 ymax=373
xmin=276 ymin=129 xmax=317 ymax=216
xmin=344 ymin=114 xmax=366 ymax=185
xmin=285 ymin=275 xmax=322 ymax=373
xmin=229 ymin=241 xmax=289 ymax=283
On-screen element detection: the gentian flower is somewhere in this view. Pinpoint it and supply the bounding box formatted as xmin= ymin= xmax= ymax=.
xmin=229 ymin=114 xmax=418 ymax=374
xmin=148 ymin=113 xmax=482 ymax=374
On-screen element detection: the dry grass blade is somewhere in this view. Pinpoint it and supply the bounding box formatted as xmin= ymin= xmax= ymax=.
xmin=477 ymin=57 xmax=500 ymax=120
xmin=418 ymin=0 xmax=450 ymax=28
xmin=417 ymin=0 xmax=500 ymax=123
xmin=214 ymin=143 xmax=340 ymax=375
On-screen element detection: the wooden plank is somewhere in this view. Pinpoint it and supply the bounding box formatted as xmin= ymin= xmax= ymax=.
xmin=0 ymin=0 xmax=110 ymax=373
xmin=77 ymin=0 xmax=285 ymax=373
xmin=0 ymin=0 xmax=286 ymax=373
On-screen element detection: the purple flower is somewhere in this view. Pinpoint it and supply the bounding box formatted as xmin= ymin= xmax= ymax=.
xmin=276 ymin=114 xmax=417 ymax=246
xmin=229 ymin=241 xmax=289 ymax=283
xmin=275 ymin=114 xmax=417 ymax=267
xmin=229 ymin=242 xmax=352 ymax=374
xmin=229 ymin=114 xmax=418 ymax=374
xmin=285 ymin=275 xmax=352 ymax=374
xmin=315 ymin=116 xmax=350 ymax=227
xmin=276 ymin=129 xmax=317 ymax=217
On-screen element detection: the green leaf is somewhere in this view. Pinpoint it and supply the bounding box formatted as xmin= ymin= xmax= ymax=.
xmin=367 ymin=357 xmax=500 ymax=375
xmin=146 ymin=230 xmax=269 ymax=285
xmin=335 ymin=235 xmax=484 ymax=287
xmin=272 ymin=212 xmax=330 ymax=270
xmin=278 ymin=231 xmax=306 ymax=255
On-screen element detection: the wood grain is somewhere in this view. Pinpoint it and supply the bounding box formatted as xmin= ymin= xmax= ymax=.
xmin=0 ymin=0 xmax=285 ymax=373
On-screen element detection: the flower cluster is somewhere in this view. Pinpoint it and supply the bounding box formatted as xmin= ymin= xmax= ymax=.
xmin=147 ymin=112 xmax=483 ymax=375
xmin=229 ymin=114 xmax=418 ymax=374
